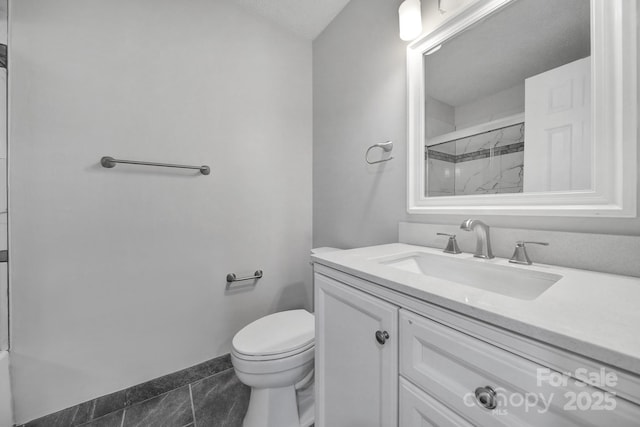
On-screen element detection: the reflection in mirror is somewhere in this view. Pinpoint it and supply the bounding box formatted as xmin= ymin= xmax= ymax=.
xmin=423 ymin=0 xmax=590 ymax=197
xmin=427 ymin=121 xmax=524 ymax=197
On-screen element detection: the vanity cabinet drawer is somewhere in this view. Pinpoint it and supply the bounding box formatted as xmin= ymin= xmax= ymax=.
xmin=400 ymin=377 xmax=473 ymax=427
xmin=399 ymin=309 xmax=640 ymax=426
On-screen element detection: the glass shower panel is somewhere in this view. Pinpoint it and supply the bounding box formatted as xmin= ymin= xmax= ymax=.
xmin=426 ymin=122 xmax=525 ymax=197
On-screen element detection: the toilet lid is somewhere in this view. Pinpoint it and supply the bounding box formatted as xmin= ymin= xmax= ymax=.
xmin=232 ymin=310 xmax=314 ymax=357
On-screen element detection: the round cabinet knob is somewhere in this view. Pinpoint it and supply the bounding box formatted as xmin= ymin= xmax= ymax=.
xmin=375 ymin=330 xmax=390 ymax=345
xmin=474 ymin=386 xmax=497 ymax=410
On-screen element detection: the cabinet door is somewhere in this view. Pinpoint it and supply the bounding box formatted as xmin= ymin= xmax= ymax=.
xmin=400 ymin=377 xmax=473 ymax=427
xmin=315 ymin=273 xmax=398 ymax=427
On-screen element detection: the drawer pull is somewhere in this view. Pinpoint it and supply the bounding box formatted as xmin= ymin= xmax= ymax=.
xmin=474 ymin=386 xmax=497 ymax=410
xmin=375 ymin=330 xmax=390 ymax=345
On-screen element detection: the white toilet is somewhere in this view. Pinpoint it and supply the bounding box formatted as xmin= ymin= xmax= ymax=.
xmin=231 ymin=309 xmax=315 ymax=427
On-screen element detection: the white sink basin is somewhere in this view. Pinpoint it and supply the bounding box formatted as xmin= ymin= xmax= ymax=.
xmin=379 ymin=252 xmax=562 ymax=300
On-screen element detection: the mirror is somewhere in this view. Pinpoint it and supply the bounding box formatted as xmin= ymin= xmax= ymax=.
xmin=407 ymin=0 xmax=637 ymax=216
xmin=425 ymin=0 xmax=589 ymax=197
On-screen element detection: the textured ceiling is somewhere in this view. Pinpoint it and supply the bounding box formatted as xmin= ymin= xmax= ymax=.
xmin=229 ymin=0 xmax=352 ymax=40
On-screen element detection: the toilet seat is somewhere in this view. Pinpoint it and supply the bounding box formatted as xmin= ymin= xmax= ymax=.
xmin=233 ymin=341 xmax=314 ymax=361
xmin=232 ymin=309 xmax=314 ymax=361
xmin=231 ymin=344 xmax=314 ymax=377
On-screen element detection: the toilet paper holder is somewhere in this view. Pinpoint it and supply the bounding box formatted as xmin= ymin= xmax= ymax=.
xmin=226 ymin=270 xmax=263 ymax=283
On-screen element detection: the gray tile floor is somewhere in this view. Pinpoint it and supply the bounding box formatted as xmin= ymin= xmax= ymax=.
xmin=20 ymin=355 xmax=250 ymax=427
xmin=77 ymin=369 xmax=249 ymax=427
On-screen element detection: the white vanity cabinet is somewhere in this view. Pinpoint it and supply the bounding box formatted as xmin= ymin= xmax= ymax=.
xmin=314 ymin=266 xmax=640 ymax=427
xmin=315 ymin=273 xmax=399 ymax=427
xmin=399 ymin=309 xmax=640 ymax=426
xmin=399 ymin=377 xmax=473 ymax=427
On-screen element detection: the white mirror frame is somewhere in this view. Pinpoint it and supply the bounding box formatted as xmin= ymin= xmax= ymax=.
xmin=407 ymin=0 xmax=637 ymax=217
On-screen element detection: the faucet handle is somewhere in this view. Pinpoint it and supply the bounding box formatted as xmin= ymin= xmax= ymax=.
xmin=517 ymin=241 xmax=549 ymax=246
xmin=509 ymin=241 xmax=549 ymax=265
xmin=437 ymin=233 xmax=462 ymax=254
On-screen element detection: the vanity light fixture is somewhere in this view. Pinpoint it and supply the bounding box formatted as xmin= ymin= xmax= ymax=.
xmin=399 ymin=0 xmax=422 ymax=41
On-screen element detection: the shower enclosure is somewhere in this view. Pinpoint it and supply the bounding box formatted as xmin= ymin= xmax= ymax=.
xmin=0 ymin=0 xmax=7 ymax=354
xmin=0 ymin=2 xmax=10 ymax=425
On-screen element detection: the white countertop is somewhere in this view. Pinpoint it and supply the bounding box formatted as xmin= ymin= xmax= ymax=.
xmin=312 ymin=243 xmax=640 ymax=376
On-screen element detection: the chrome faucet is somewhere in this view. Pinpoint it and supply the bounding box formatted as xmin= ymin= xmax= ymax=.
xmin=460 ymin=219 xmax=494 ymax=259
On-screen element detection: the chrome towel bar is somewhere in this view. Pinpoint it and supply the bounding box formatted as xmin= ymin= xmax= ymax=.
xmin=226 ymin=270 xmax=263 ymax=283
xmin=101 ymin=156 xmax=210 ymax=175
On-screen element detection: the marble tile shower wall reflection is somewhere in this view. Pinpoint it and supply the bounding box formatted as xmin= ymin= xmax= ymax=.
xmin=426 ymin=123 xmax=524 ymax=197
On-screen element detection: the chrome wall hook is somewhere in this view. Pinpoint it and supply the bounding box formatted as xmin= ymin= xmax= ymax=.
xmin=365 ymin=141 xmax=394 ymax=165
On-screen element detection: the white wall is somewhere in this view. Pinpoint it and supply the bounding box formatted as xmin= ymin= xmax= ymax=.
xmin=313 ymin=0 xmax=410 ymax=249
xmin=425 ymin=96 xmax=455 ymax=139
xmin=454 ymin=83 xmax=524 ymax=129
xmin=426 ymin=84 xmax=524 ymax=137
xmin=0 ymin=0 xmax=6 ymax=45
xmin=313 ymin=0 xmax=640 ymax=253
xmin=9 ymin=0 xmax=312 ymax=423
